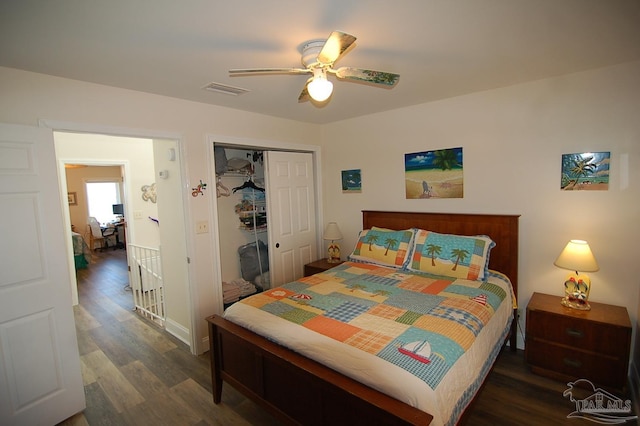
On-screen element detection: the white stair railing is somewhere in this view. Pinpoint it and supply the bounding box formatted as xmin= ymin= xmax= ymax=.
xmin=128 ymin=244 xmax=165 ymax=325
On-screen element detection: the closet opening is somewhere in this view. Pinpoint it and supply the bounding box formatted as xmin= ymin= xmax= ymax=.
xmin=210 ymin=137 xmax=324 ymax=318
xmin=215 ymin=145 xmax=269 ymax=307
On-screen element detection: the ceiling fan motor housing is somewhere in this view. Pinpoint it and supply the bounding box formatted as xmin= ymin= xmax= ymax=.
xmin=300 ymin=40 xmax=326 ymax=68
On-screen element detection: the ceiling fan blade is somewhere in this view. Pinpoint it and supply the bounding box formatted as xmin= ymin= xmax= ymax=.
xmin=334 ymin=67 xmax=400 ymax=86
xmin=298 ymin=79 xmax=311 ymax=102
xmin=317 ymin=31 xmax=357 ymax=65
xmin=229 ymin=68 xmax=310 ymax=75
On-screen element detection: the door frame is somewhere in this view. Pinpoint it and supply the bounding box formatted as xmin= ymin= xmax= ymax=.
xmin=207 ymin=135 xmax=324 ymax=314
xmin=39 ymin=119 xmax=199 ymax=353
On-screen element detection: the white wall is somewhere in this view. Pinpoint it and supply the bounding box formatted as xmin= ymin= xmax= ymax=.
xmin=322 ymin=61 xmax=640 ymax=351
xmin=153 ymin=138 xmax=191 ymax=344
xmin=0 ymin=66 xmax=321 ymax=353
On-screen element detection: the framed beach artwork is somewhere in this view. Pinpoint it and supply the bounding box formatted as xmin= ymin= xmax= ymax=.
xmin=341 ymin=169 xmax=362 ymax=193
xmin=561 ymin=152 xmax=610 ymax=190
xmin=405 ymin=147 xmax=463 ymax=199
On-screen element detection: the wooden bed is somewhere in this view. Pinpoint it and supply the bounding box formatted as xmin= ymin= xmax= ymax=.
xmin=207 ymin=211 xmax=519 ymax=425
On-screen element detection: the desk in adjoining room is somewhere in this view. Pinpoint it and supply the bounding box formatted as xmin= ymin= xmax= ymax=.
xmin=105 ymin=221 xmax=126 ymax=249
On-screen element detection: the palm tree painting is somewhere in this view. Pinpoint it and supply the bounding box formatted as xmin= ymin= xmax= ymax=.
xmin=405 ymin=147 xmax=463 ymax=198
xmin=561 ymin=152 xmax=610 ymax=190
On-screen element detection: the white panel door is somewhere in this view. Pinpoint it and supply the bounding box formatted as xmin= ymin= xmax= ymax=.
xmin=265 ymin=151 xmax=317 ymax=286
xmin=0 ymin=123 xmax=85 ymax=425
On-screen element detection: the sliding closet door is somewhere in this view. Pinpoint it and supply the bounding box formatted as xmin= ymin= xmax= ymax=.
xmin=265 ymin=151 xmax=317 ymax=286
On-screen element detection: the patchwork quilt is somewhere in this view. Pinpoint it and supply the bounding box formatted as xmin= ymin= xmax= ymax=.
xmin=237 ymin=261 xmax=509 ymax=389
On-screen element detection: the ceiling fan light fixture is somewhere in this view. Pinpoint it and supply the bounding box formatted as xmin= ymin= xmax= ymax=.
xmin=307 ymin=69 xmax=333 ymax=102
xmin=228 ymin=31 xmax=399 ymax=104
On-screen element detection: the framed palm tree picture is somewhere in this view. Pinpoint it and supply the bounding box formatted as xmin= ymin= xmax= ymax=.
xmin=404 ymin=147 xmax=463 ymax=199
xmin=561 ymin=152 xmax=610 ymax=190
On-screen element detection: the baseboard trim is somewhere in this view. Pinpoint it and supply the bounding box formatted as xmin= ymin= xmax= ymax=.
xmin=165 ymin=318 xmax=190 ymax=347
xmin=199 ymin=335 xmax=209 ymax=355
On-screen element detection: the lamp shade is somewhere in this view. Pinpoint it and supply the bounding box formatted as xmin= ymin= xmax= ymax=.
xmin=554 ymin=240 xmax=599 ymax=272
xmin=323 ymin=222 xmax=343 ymax=241
xmin=307 ymin=69 xmax=333 ymax=102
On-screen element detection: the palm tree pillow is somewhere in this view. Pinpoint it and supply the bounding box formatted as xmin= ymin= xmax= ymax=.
xmin=409 ymin=230 xmax=495 ymax=281
xmin=348 ymin=227 xmax=415 ymax=268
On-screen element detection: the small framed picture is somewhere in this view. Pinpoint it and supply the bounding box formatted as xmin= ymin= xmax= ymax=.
xmin=561 ymin=152 xmax=610 ymax=190
xmin=341 ymin=169 xmax=362 ymax=193
xmin=68 ymin=192 xmax=77 ymax=205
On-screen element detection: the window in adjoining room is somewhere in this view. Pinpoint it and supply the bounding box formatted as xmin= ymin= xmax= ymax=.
xmin=86 ymin=181 xmax=121 ymax=225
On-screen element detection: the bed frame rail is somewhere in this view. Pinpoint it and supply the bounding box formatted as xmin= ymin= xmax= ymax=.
xmin=208 ymin=315 xmax=432 ymax=425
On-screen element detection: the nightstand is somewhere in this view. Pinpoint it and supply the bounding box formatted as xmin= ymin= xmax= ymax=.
xmin=304 ymin=258 xmax=345 ymax=277
xmin=525 ymin=292 xmax=631 ymax=393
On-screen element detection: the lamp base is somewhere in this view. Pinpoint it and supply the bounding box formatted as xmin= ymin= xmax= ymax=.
xmin=560 ymin=273 xmax=591 ymax=311
xmin=327 ymin=243 xmax=341 ymax=263
xmin=561 ymin=296 xmax=591 ymax=311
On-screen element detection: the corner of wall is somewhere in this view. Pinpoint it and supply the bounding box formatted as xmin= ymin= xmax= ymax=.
xmin=164 ymin=318 xmax=191 ymax=349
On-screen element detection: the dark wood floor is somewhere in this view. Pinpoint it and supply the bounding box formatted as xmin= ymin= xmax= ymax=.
xmin=58 ymin=249 xmax=634 ymax=425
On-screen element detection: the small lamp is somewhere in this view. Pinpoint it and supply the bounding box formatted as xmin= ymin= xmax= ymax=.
xmin=554 ymin=240 xmax=599 ymax=310
xmin=323 ymin=222 xmax=343 ymax=263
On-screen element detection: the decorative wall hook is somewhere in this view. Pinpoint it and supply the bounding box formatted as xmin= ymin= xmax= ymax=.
xmin=192 ymin=180 xmax=207 ymax=197
xmin=141 ymin=183 xmax=157 ymax=203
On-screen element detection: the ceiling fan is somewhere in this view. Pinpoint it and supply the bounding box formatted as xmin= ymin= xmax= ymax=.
xmin=229 ymin=31 xmax=400 ymax=103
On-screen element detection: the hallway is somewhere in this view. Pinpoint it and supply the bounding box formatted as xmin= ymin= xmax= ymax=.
xmin=59 ymin=249 xmax=280 ymax=425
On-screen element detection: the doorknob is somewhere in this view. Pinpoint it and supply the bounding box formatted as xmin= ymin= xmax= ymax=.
xmin=275 ymin=243 xmax=280 ymax=248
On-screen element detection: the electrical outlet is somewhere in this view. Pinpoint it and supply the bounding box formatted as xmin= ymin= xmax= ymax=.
xmin=196 ymin=221 xmax=209 ymax=234
xmin=133 ymin=210 xmax=143 ymax=219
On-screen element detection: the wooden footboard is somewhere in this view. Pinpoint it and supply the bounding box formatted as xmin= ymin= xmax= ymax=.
xmin=208 ymin=314 xmax=433 ymax=425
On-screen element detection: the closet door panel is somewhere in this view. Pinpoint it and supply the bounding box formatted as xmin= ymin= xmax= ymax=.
xmin=266 ymin=151 xmax=317 ymax=286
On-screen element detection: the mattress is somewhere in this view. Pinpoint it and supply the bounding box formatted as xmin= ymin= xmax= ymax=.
xmin=224 ymin=261 xmax=513 ymax=425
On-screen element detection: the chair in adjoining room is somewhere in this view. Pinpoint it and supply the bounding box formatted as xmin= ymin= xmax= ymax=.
xmin=87 ymin=217 xmax=116 ymax=251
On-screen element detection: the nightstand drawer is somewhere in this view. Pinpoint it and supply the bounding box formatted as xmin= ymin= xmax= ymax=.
xmin=526 ymin=340 xmax=627 ymax=390
xmin=527 ymin=310 xmax=628 ymax=356
xmin=525 ymin=292 xmax=632 ymax=393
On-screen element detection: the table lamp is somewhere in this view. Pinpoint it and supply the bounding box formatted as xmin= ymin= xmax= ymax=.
xmin=323 ymin=222 xmax=343 ymax=263
xmin=553 ymin=239 xmax=599 ymax=310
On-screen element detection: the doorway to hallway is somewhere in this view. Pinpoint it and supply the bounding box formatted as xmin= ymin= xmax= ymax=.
xmin=54 ymin=129 xmax=194 ymax=353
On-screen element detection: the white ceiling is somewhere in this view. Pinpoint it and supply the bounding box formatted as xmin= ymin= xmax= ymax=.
xmin=1 ymin=0 xmax=639 ymax=124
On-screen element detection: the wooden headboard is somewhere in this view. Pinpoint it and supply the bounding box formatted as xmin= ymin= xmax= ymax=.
xmin=362 ymin=210 xmax=520 ymax=299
